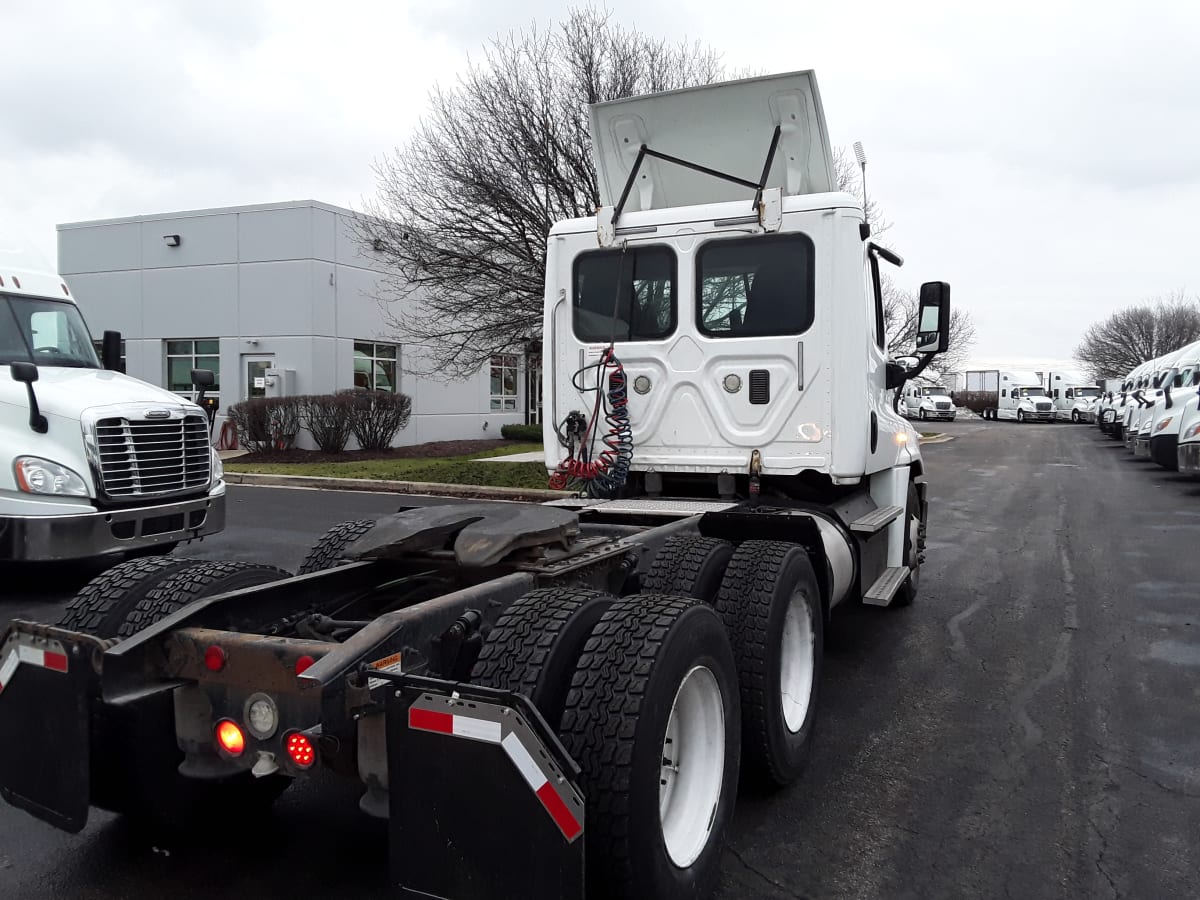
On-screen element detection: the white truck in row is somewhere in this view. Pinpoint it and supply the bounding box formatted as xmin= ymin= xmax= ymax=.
xmin=0 ymin=245 xmax=224 ymax=562
xmin=0 ymin=72 xmax=951 ymax=900
xmin=1095 ymin=339 xmax=1200 ymax=476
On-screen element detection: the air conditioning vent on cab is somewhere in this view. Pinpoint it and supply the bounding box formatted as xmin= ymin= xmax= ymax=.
xmin=749 ymin=370 xmax=770 ymax=405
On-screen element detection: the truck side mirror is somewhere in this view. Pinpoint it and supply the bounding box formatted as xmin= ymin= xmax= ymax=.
xmin=10 ymin=362 xmax=48 ymax=434
xmin=101 ymin=330 xmax=123 ymax=372
xmin=915 ymin=282 xmax=951 ymax=354
xmin=191 ymin=367 xmax=215 ymax=406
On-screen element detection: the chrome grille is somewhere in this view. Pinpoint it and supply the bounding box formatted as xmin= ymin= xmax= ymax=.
xmin=1036 ymin=402 xmax=1052 ymax=412
xmin=935 ymin=402 xmax=951 ymax=410
xmin=94 ymin=414 xmax=211 ymax=497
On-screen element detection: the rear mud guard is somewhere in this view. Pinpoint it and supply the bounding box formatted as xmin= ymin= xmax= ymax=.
xmin=384 ymin=674 xmax=585 ymax=900
xmin=0 ymin=623 xmax=106 ymax=833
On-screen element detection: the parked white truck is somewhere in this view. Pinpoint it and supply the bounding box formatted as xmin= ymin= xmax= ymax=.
xmin=0 ymin=72 xmax=949 ymax=900
xmin=1177 ymin=385 xmax=1200 ymax=475
xmin=1046 ymin=370 xmax=1100 ymax=423
xmin=0 ymin=245 xmax=224 ymax=561
xmin=1143 ymin=340 xmax=1200 ymax=468
xmin=1129 ymin=350 xmax=1186 ymax=454
xmin=901 ymin=383 xmax=956 ymax=421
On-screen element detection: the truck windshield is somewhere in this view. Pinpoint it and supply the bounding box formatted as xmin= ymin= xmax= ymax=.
xmin=1 ymin=294 xmax=100 ymax=369
xmin=921 ymin=386 xmax=948 ymax=396
xmin=1073 ymin=387 xmax=1101 ymax=398
xmin=1015 ymin=388 xmax=1047 ymax=398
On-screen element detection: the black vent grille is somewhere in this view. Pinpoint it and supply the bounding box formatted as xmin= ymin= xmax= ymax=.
xmin=1036 ymin=402 xmax=1052 ymax=412
xmin=749 ymin=370 xmax=770 ymax=405
xmin=935 ymin=402 xmax=951 ymax=410
xmin=95 ymin=414 xmax=211 ymax=497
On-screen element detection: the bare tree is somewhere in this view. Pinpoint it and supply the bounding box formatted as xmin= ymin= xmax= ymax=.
xmin=357 ymin=9 xmax=728 ymax=377
xmin=1074 ymin=291 xmax=1200 ymax=379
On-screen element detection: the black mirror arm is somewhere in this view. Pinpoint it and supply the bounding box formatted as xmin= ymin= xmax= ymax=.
xmin=9 ymin=363 xmax=48 ymax=434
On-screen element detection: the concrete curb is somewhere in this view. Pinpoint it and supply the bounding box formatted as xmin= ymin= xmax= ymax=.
xmin=224 ymin=471 xmax=572 ymax=502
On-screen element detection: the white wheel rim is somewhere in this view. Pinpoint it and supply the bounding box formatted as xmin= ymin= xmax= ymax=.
xmin=779 ymin=591 xmax=816 ymax=733
xmin=659 ymin=665 xmax=725 ymax=868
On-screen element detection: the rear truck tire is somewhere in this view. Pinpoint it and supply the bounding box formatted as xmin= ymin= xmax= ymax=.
xmin=57 ymin=556 xmax=208 ymax=637
xmin=297 ymin=519 xmax=377 ymax=574
xmin=90 ymin=561 xmax=293 ymax=828
xmin=470 ymin=587 xmax=615 ymax=731
xmin=640 ymin=535 xmax=735 ymax=604
xmin=559 ymin=595 xmax=739 ymax=900
xmin=117 ymin=560 xmax=292 ymax=638
xmin=893 ymin=483 xmax=923 ymax=608
xmin=714 ymin=541 xmax=823 ymax=788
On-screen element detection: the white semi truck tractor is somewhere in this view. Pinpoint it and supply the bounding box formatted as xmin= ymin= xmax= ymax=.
xmin=0 ymin=72 xmax=949 ymax=900
xmin=1143 ymin=340 xmax=1200 ymax=468
xmin=901 ymin=382 xmax=957 ymax=421
xmin=1046 ymin=371 xmax=1101 ymax=423
xmin=0 ymin=245 xmax=224 ymax=561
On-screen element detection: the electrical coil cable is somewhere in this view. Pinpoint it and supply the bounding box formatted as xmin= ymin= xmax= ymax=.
xmin=549 ymin=347 xmax=633 ymax=497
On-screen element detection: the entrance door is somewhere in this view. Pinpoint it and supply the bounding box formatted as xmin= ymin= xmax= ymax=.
xmin=526 ymin=355 xmax=543 ymax=425
xmin=243 ymin=356 xmax=275 ymax=401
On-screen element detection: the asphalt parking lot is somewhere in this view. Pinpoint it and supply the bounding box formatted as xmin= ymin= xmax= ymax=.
xmin=2 ymin=419 xmax=1198 ymax=899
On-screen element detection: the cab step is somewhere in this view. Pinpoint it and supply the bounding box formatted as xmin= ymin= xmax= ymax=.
xmin=848 ymin=505 xmax=903 ymax=535
xmin=863 ymin=567 xmax=909 ymax=606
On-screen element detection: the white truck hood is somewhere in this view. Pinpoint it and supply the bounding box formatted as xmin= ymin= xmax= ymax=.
xmin=0 ymin=366 xmax=198 ymax=420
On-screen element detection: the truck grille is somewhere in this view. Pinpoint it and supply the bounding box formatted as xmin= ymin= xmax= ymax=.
xmin=935 ymin=402 xmax=951 ymax=410
xmin=94 ymin=414 xmax=211 ymax=497
xmin=1036 ymin=402 xmax=1052 ymax=412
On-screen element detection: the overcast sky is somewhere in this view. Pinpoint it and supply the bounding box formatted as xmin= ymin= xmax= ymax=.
xmin=3 ymin=0 xmax=1198 ymax=365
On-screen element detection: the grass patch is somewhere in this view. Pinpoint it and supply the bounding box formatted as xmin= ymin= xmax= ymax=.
xmin=225 ymin=443 xmax=551 ymax=490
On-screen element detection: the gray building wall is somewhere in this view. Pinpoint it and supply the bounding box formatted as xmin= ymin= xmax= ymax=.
xmin=56 ymin=201 xmax=528 ymax=447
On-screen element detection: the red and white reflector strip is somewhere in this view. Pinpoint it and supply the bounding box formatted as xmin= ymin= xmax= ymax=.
xmin=408 ymin=705 xmax=583 ymax=841
xmin=0 ymin=641 xmax=68 ymax=695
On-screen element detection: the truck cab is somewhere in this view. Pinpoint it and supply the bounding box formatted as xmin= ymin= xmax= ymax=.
xmin=1176 ymin=386 xmax=1200 ymax=475
xmin=1129 ymin=350 xmax=1185 ymax=454
xmin=994 ymin=371 xmax=1053 ymax=422
xmin=1144 ymin=340 xmax=1200 ymax=468
xmin=1046 ymin=371 xmax=1100 ymax=423
xmin=902 ymin=383 xmax=956 ymax=422
xmin=0 ymin=246 xmax=225 ymax=561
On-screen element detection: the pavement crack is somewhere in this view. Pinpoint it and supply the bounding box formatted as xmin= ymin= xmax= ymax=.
xmin=724 ymin=845 xmax=813 ymax=900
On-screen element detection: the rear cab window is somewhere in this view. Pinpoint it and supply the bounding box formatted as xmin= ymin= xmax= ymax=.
xmin=696 ymin=234 xmax=815 ymax=337
xmin=572 ymin=246 xmax=676 ymax=342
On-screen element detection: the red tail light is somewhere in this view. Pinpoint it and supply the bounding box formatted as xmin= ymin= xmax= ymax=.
xmin=205 ymin=645 xmax=227 ymax=672
xmin=285 ymin=732 xmax=315 ymax=768
xmin=216 ymin=720 xmax=245 ymax=756
xmin=295 ymin=655 xmax=315 ymax=675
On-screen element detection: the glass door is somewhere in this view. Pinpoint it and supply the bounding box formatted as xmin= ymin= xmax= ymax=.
xmin=243 ymin=356 xmax=274 ymax=401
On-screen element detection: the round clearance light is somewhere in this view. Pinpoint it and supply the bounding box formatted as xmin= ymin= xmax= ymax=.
xmin=295 ymin=654 xmax=316 ymax=676
xmin=244 ymin=693 xmax=278 ymax=740
xmin=286 ymin=732 xmax=316 ymax=769
xmin=633 ymin=375 xmax=652 ymax=395
xmin=722 ymin=374 xmax=742 ymax=393
xmin=216 ymin=719 xmax=245 ymax=757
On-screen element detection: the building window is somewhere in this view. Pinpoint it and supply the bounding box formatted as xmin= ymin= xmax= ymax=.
xmin=166 ymin=339 xmax=219 ymax=397
xmin=92 ymin=337 xmax=126 ymax=371
xmin=354 ymin=341 xmax=397 ymax=392
xmin=491 ymin=354 xmax=519 ymax=410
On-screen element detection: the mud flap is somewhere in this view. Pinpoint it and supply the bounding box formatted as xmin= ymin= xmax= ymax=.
xmin=386 ymin=677 xmax=585 ymax=900
xmin=0 ymin=625 xmax=101 ymax=833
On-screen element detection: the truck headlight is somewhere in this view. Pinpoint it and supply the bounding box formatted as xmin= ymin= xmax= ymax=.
xmin=211 ymin=447 xmax=224 ymax=482
xmin=1184 ymin=422 xmax=1200 ymax=440
xmin=14 ymin=457 xmax=88 ymax=496
xmin=1155 ymin=417 xmax=1173 ymax=432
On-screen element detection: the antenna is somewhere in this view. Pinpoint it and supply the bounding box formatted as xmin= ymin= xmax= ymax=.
xmin=853 ymin=141 xmax=870 ymax=239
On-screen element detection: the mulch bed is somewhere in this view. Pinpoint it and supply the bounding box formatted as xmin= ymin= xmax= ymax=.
xmin=233 ymin=439 xmax=530 ymax=465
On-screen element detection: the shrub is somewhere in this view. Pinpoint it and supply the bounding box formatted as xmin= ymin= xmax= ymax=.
xmin=346 ymin=391 xmax=413 ymax=451
xmin=226 ymin=397 xmax=302 ymax=453
xmin=500 ymin=423 xmax=542 ymax=442
xmin=298 ymin=393 xmax=356 ymax=453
